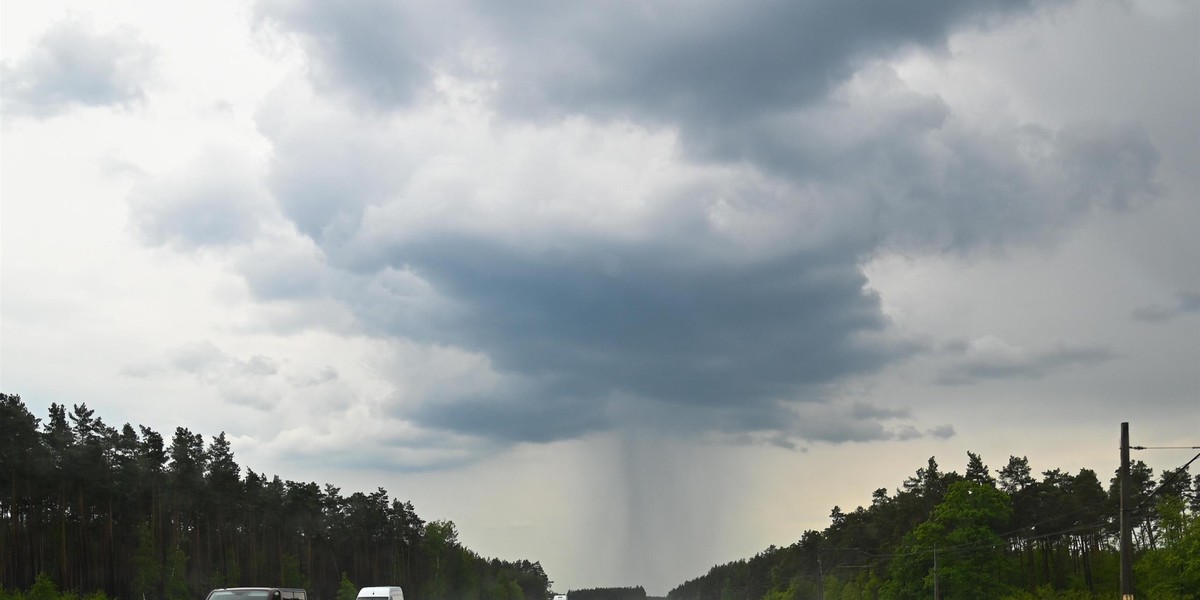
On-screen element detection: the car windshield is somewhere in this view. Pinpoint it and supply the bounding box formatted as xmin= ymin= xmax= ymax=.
xmin=210 ymin=592 xmax=271 ymax=600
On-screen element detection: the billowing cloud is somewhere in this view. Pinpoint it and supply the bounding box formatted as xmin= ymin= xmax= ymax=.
xmin=1 ymin=17 xmax=155 ymax=117
xmin=255 ymin=0 xmax=1052 ymax=122
xmin=122 ymin=0 xmax=1160 ymax=454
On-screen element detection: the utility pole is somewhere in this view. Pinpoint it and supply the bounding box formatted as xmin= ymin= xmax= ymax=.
xmin=1120 ymin=422 xmax=1134 ymax=599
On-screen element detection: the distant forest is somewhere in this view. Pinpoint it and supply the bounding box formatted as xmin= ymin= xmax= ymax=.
xmin=668 ymin=447 xmax=1199 ymax=599
xmin=0 ymin=394 xmax=550 ymax=600
xmin=3 ymin=393 xmax=1198 ymax=600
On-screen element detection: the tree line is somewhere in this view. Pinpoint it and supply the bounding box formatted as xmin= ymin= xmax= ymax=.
xmin=0 ymin=394 xmax=550 ymax=600
xmin=667 ymin=452 xmax=1199 ymax=599
xmin=566 ymin=587 xmax=647 ymax=600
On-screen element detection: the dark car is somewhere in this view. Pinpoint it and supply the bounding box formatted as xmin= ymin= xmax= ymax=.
xmin=206 ymin=588 xmax=307 ymax=600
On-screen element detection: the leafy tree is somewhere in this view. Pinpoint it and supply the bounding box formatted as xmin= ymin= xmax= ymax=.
xmin=163 ymin=546 xmax=189 ymax=600
xmin=132 ymin=521 xmax=161 ymax=600
xmin=337 ymin=573 xmax=358 ymax=600
xmin=882 ymin=480 xmax=1012 ymax=599
xmin=1135 ymin=496 xmax=1200 ymax=599
xmin=27 ymin=574 xmax=59 ymax=600
xmin=966 ymin=452 xmax=996 ymax=487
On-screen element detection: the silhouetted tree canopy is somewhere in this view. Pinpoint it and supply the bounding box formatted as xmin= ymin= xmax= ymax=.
xmin=0 ymin=393 xmax=550 ymax=600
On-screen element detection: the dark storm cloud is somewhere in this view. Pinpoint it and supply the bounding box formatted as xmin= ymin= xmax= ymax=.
xmin=329 ymin=233 xmax=919 ymax=443
xmin=1 ymin=18 xmax=154 ymax=118
xmin=255 ymin=0 xmax=1159 ymax=254
xmin=255 ymin=0 xmax=451 ymax=108
xmin=229 ymin=0 xmax=1160 ymax=447
xmin=476 ymin=0 xmax=1048 ymax=129
xmin=256 ymin=0 xmax=1047 ymax=125
xmin=403 ymin=236 xmax=894 ymax=398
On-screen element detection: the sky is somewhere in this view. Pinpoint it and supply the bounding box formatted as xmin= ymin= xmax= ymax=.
xmin=1 ymin=0 xmax=1197 ymax=594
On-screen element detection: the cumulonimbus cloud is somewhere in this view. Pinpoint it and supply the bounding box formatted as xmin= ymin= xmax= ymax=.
xmin=124 ymin=0 xmax=1161 ymax=452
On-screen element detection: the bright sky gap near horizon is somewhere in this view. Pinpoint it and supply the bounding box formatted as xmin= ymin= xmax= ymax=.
xmin=1 ymin=0 xmax=1197 ymax=594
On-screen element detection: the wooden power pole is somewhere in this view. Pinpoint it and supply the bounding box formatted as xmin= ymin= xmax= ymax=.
xmin=1120 ymin=422 xmax=1134 ymax=599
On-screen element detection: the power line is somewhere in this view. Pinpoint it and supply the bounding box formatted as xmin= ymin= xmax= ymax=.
xmin=1135 ymin=451 xmax=1200 ymax=511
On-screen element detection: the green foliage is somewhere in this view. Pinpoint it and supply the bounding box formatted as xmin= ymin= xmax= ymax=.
xmin=280 ymin=554 xmax=306 ymax=588
xmin=26 ymin=575 xmax=58 ymax=600
xmin=132 ymin=521 xmax=160 ymax=600
xmin=506 ymin=580 xmax=526 ymax=600
xmin=337 ymin=573 xmax=358 ymax=600
xmin=1135 ymin=497 xmax=1200 ymax=600
xmin=9 ymin=575 xmax=110 ymax=600
xmin=758 ymin=584 xmax=796 ymax=600
xmin=998 ymin=585 xmax=1103 ymax=599
xmin=669 ymin=452 xmax=1196 ymax=600
xmin=883 ymin=480 xmax=1013 ymax=599
xmin=163 ymin=546 xmax=190 ymax=600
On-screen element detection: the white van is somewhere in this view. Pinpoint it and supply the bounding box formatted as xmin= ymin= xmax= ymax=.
xmin=357 ymin=587 xmax=403 ymax=600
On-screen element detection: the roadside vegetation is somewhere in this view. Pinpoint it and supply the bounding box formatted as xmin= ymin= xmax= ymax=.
xmin=2 ymin=393 xmax=1195 ymax=600
xmin=668 ymin=453 xmax=1198 ymax=599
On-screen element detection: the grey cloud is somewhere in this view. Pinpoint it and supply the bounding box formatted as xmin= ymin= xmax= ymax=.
xmin=255 ymin=0 xmax=1160 ymax=258
xmin=167 ymin=340 xmax=228 ymax=375
xmin=238 ymin=355 xmax=280 ymax=377
xmin=245 ymin=100 xmax=1155 ymax=447
xmin=259 ymin=0 xmax=1048 ymax=124
xmin=1054 ymin=121 xmax=1160 ymax=210
xmin=376 ymin=236 xmax=913 ymax=437
xmin=344 ymin=233 xmax=917 ymax=444
xmin=146 ymin=341 xmax=334 ymax=411
xmin=235 ymin=242 xmax=330 ymax=300
xmin=764 ymin=104 xmax=1161 ymax=254
xmin=790 ymin=401 xmax=943 ymax=444
xmin=1131 ymin=291 xmax=1200 ymax=323
xmin=254 ymin=0 xmax=449 ymax=108
xmin=275 ymin=427 xmax=503 ymax=473
xmin=235 ymin=0 xmax=1161 ymax=451
xmin=936 ymin=339 xmax=1116 ymax=385
xmin=408 ymin=389 xmax=610 ymax=445
xmin=851 ymin=402 xmax=912 ymax=420
xmin=926 ymin=424 xmax=956 ymax=439
xmin=288 ymin=366 xmax=339 ymax=387
xmin=1 ymin=18 xmax=155 ymax=118
xmin=254 ymin=96 xmax=412 ymax=243
xmin=128 ymin=149 xmax=269 ymax=249
xmin=481 ymin=0 xmax=1047 ymax=133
